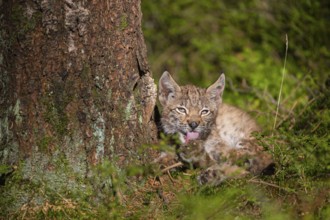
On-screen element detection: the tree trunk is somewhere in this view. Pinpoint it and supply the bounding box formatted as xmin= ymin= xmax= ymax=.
xmin=0 ymin=0 xmax=157 ymax=181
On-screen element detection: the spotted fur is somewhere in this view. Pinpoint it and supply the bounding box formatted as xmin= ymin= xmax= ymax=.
xmin=158 ymin=71 xmax=274 ymax=185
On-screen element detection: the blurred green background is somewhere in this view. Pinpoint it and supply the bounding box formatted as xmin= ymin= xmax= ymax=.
xmin=142 ymin=0 xmax=329 ymax=131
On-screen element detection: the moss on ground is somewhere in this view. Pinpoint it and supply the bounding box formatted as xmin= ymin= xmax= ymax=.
xmin=1 ymin=121 xmax=329 ymax=219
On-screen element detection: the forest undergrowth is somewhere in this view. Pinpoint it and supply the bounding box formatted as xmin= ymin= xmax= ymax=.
xmin=1 ymin=46 xmax=328 ymax=220
xmin=1 ymin=0 xmax=329 ymax=219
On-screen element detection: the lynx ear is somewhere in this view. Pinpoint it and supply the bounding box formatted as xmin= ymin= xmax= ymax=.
xmin=158 ymin=71 xmax=181 ymax=106
xmin=206 ymin=73 xmax=225 ymax=105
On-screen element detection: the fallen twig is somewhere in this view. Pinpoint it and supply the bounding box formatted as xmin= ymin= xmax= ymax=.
xmin=161 ymin=162 xmax=183 ymax=173
xmin=248 ymin=178 xmax=295 ymax=193
xmin=167 ymin=170 xmax=176 ymax=184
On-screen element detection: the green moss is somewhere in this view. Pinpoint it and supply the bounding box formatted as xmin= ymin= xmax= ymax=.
xmin=0 ymin=164 xmax=11 ymax=174
xmin=0 ymin=152 xmax=94 ymax=219
xmin=36 ymin=136 xmax=53 ymax=153
xmin=120 ymin=13 xmax=128 ymax=30
xmin=91 ymin=86 xmax=97 ymax=97
xmin=41 ymin=81 xmax=72 ymax=137
xmin=43 ymin=99 xmax=69 ymax=137
xmin=41 ymin=81 xmax=76 ymax=138
xmin=10 ymin=3 xmax=41 ymax=41
xmin=91 ymin=86 xmax=103 ymax=108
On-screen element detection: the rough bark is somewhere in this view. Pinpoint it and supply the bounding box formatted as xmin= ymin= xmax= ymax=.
xmin=0 ymin=0 xmax=157 ymax=180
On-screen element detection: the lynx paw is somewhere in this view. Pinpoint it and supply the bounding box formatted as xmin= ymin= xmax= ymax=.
xmin=154 ymin=152 xmax=177 ymax=167
xmin=197 ymin=168 xmax=227 ymax=186
xmin=247 ymin=158 xmax=275 ymax=175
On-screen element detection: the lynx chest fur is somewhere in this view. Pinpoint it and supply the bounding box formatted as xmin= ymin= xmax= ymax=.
xmin=158 ymin=71 xmax=273 ymax=185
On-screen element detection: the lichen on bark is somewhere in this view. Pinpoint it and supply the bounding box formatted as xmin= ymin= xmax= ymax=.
xmin=0 ymin=2 xmax=157 ymax=214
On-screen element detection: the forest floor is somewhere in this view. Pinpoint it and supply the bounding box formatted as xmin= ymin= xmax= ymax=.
xmin=1 ymin=88 xmax=329 ymax=219
xmin=118 ymin=150 xmax=329 ymax=220
xmin=1 ymin=142 xmax=328 ymax=220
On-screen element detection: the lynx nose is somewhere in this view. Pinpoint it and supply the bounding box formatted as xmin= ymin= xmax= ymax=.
xmin=188 ymin=121 xmax=199 ymax=130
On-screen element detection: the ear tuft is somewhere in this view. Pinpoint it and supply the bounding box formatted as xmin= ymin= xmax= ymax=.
xmin=158 ymin=71 xmax=181 ymax=106
xmin=206 ymin=73 xmax=225 ymax=105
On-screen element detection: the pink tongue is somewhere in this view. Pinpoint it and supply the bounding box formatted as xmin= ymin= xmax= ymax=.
xmin=186 ymin=132 xmax=199 ymax=142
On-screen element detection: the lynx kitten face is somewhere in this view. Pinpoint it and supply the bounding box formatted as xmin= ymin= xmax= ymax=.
xmin=159 ymin=71 xmax=225 ymax=143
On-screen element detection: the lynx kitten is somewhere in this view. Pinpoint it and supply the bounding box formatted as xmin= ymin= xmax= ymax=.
xmin=159 ymin=71 xmax=273 ymax=185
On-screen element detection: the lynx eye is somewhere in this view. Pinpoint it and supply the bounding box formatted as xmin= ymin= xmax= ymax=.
xmin=176 ymin=106 xmax=187 ymax=114
xmin=200 ymin=108 xmax=210 ymax=116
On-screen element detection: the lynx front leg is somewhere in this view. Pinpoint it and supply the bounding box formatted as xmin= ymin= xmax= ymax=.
xmin=198 ymin=163 xmax=248 ymax=186
xmin=233 ymin=140 xmax=275 ymax=175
